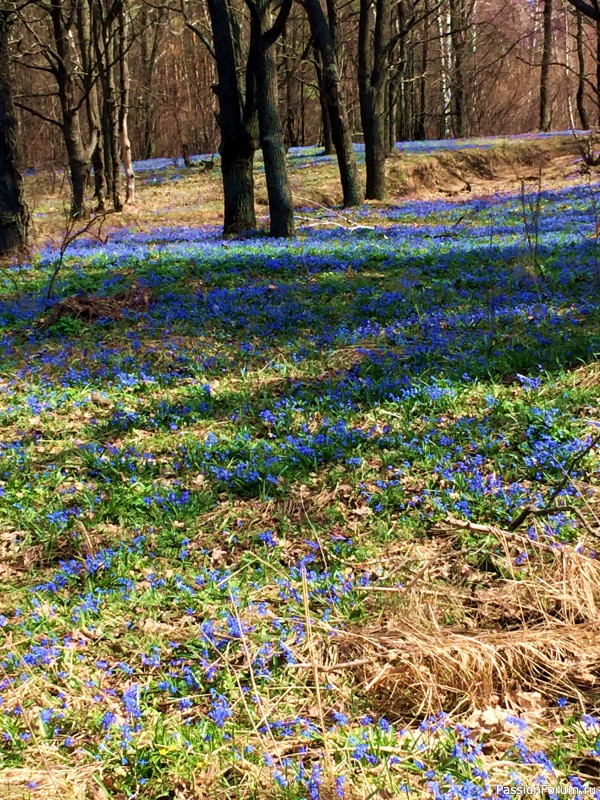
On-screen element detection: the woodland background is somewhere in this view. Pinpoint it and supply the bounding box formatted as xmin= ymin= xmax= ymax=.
xmin=8 ymin=0 xmax=599 ymax=169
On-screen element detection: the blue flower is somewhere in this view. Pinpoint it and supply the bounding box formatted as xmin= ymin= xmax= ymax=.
xmin=209 ymin=691 xmax=232 ymax=728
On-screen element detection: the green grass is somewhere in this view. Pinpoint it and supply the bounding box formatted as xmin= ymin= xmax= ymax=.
xmin=0 ymin=141 xmax=600 ymax=798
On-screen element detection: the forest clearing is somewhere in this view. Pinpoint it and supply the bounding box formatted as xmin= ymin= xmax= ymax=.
xmin=0 ymin=133 xmax=599 ymax=798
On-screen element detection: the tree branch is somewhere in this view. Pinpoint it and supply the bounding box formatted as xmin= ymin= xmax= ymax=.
xmin=13 ymin=100 xmax=62 ymax=126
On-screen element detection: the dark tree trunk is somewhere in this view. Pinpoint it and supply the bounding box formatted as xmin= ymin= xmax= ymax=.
xmin=539 ymin=0 xmax=553 ymax=131
xmin=50 ymin=0 xmax=92 ymax=218
xmin=359 ymin=0 xmax=389 ymax=200
xmin=92 ymin=0 xmax=122 ymax=211
xmin=575 ymin=11 xmax=590 ymax=128
xmin=387 ymin=79 xmax=396 ymax=152
xmin=250 ymin=6 xmax=295 ymax=237
xmin=206 ymin=0 xmax=257 ymax=235
xmin=314 ymin=49 xmax=334 ymax=155
xmin=221 ymin=132 xmax=257 ymax=233
xmin=304 ymin=0 xmax=363 ymax=206
xmin=62 ymin=113 xmax=92 ymax=219
xmin=596 ymin=18 xmax=600 ymax=125
xmin=77 ymin=0 xmax=105 ymax=211
xmin=282 ymin=30 xmax=298 ymax=148
xmin=0 ymin=11 xmax=29 ymax=255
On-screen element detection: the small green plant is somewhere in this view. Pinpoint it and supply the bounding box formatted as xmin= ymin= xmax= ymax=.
xmin=46 ymin=315 xmax=86 ymax=336
xmin=519 ymin=169 xmax=545 ymax=282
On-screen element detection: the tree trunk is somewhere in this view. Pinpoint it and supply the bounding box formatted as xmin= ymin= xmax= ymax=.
xmin=450 ymin=0 xmax=467 ymax=136
xmin=206 ymin=0 xmax=257 ymax=235
xmin=596 ymin=18 xmax=600 ymax=125
xmin=62 ymin=112 xmax=91 ymax=219
xmin=314 ymin=49 xmax=334 ymax=155
xmin=76 ymin=0 xmax=105 ymax=211
xmin=437 ymin=6 xmax=452 ymax=137
xmin=92 ymin=0 xmax=122 ymax=211
xmin=0 ymin=11 xmax=29 ymax=255
xmin=416 ymin=0 xmax=429 ymax=140
xmin=50 ymin=0 xmax=92 ymax=218
xmin=539 ymin=0 xmax=553 ymax=131
xmin=304 ymin=0 xmax=362 ymax=206
xmin=359 ymin=0 xmax=389 ymax=200
xmin=251 ymin=10 xmax=295 ymax=237
xmin=119 ymin=4 xmax=135 ymax=204
xmin=282 ymin=29 xmax=298 ymax=147
xmin=576 ymin=11 xmax=590 ymax=128
xmin=138 ymin=5 xmax=164 ymax=160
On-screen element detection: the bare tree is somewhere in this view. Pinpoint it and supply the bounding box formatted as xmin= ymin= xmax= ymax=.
xmin=303 ymin=0 xmax=363 ymax=206
xmin=539 ymin=0 xmax=553 ymax=130
xmin=205 ymin=0 xmax=258 ymax=235
xmin=0 ymin=4 xmax=30 ymax=254
xmin=359 ymin=0 xmax=390 ymax=200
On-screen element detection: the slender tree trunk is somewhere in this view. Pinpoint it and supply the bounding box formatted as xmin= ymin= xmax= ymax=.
xmin=50 ymin=0 xmax=92 ymax=218
xmin=416 ymin=0 xmax=429 ymax=140
xmin=77 ymin=0 xmax=105 ymax=211
xmin=92 ymin=0 xmax=122 ymax=211
xmin=119 ymin=4 xmax=135 ymax=204
xmin=539 ymin=0 xmax=553 ymax=131
xmin=575 ymin=11 xmax=590 ymax=128
xmin=387 ymin=79 xmax=396 ymax=151
xmin=251 ymin=11 xmax=295 ymax=237
xmin=0 ymin=11 xmax=29 ymax=255
xmin=282 ymin=29 xmax=298 ymax=147
xmin=305 ymin=0 xmax=362 ymax=205
xmin=138 ymin=5 xmax=164 ymax=160
xmin=437 ymin=6 xmax=452 ymax=137
xmin=359 ymin=0 xmax=389 ymax=200
xmin=315 ymin=50 xmax=334 ymax=155
xmin=450 ymin=0 xmax=467 ymax=136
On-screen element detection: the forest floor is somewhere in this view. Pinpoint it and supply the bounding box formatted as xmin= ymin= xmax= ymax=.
xmin=1 ymin=132 xmax=600 ymax=799
xmin=26 ymin=131 xmax=591 ymax=244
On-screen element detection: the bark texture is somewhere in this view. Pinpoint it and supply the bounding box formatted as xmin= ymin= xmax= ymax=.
xmin=0 ymin=10 xmax=30 ymax=255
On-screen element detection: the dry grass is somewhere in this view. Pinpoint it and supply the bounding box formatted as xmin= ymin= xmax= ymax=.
xmin=23 ymin=136 xmax=587 ymax=247
xmin=0 ymin=764 xmax=100 ymax=800
xmin=316 ymin=518 xmax=600 ymax=720
xmin=39 ymin=286 xmax=152 ymax=324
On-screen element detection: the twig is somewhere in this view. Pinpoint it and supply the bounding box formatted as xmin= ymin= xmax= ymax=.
xmin=293 ymin=194 xmax=377 ymax=233
xmin=45 ymin=210 xmax=111 ymax=301
xmin=547 ymin=434 xmax=599 ymax=504
xmin=287 ymin=657 xmax=371 ymax=672
xmin=301 ymin=565 xmax=334 ymax=783
xmin=505 ymin=436 xmax=599 ymax=530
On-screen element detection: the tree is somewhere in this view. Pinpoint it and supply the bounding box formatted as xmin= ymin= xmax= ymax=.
xmin=246 ymin=0 xmax=295 ymax=236
xmin=76 ymin=0 xmax=105 ymax=210
xmin=0 ymin=5 xmax=30 ymax=255
xmin=450 ymin=0 xmax=469 ymax=136
xmin=564 ymin=0 xmax=600 ymax=22
xmin=575 ymin=10 xmax=590 ymax=129
xmin=15 ymin=0 xmax=97 ymax=217
xmin=206 ymin=0 xmax=258 ymax=235
xmin=303 ymin=0 xmax=363 ymax=206
xmin=539 ymin=0 xmax=553 ymax=131
xmin=358 ymin=0 xmax=390 ymax=200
